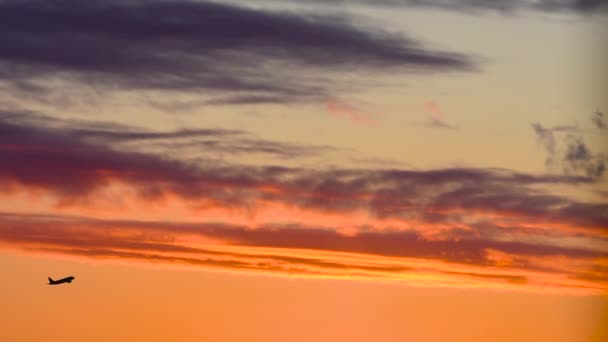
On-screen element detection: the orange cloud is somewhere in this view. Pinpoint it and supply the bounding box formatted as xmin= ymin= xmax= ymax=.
xmin=0 ymin=211 xmax=605 ymax=295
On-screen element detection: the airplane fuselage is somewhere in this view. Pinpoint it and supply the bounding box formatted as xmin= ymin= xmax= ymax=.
xmin=48 ymin=276 xmax=75 ymax=285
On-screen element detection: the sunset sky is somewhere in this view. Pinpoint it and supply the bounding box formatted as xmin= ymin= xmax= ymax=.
xmin=1 ymin=0 xmax=607 ymax=341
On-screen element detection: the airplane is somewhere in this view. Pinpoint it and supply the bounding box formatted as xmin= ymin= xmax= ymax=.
xmin=48 ymin=276 xmax=75 ymax=285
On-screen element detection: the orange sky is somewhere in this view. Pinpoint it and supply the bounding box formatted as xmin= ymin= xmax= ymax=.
xmin=1 ymin=0 xmax=607 ymax=341
xmin=1 ymin=251 xmax=607 ymax=342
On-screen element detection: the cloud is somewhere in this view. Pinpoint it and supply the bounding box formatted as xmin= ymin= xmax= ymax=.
xmin=592 ymin=110 xmax=606 ymax=130
xmin=531 ymin=122 xmax=576 ymax=166
xmin=563 ymin=136 xmax=606 ymax=178
xmin=423 ymin=101 xmax=456 ymax=129
xmin=273 ymin=0 xmax=608 ymax=14
xmin=203 ymin=95 xmax=296 ymax=106
xmin=531 ymin=121 xmax=606 ymax=179
xmin=325 ymin=97 xmax=378 ymax=126
xmin=2 ymin=111 xmax=606 ymax=231
xmin=1 ymin=111 xmax=607 ymax=293
xmin=1 ymin=212 xmax=606 ymax=293
xmin=2 ymin=111 xmax=605 ymax=232
xmin=0 ymin=111 xmax=334 ymax=161
xmin=0 ymin=0 xmax=474 ymax=104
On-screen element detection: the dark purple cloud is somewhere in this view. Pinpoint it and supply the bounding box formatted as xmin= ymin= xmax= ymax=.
xmin=0 ymin=0 xmax=474 ymax=104
xmin=0 ymin=111 xmax=334 ymax=160
xmin=1 ymin=112 xmax=605 ymax=233
xmin=205 ymin=224 xmax=606 ymax=262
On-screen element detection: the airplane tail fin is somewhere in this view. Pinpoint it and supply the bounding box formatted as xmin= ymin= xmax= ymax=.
xmin=48 ymin=277 xmax=54 ymax=283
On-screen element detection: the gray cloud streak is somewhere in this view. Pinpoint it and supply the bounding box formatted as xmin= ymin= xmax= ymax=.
xmin=272 ymin=0 xmax=608 ymax=14
xmin=0 ymin=0 xmax=475 ymax=105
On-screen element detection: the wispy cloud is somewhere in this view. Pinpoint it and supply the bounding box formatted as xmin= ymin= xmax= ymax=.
xmin=325 ymin=98 xmax=378 ymax=126
xmin=423 ymin=101 xmax=456 ymax=129
xmin=531 ymin=122 xmax=578 ymax=166
xmin=269 ymin=0 xmax=608 ymax=14
xmin=0 ymin=111 xmax=334 ymax=161
xmin=592 ymin=110 xmax=606 ymax=130
xmin=531 ymin=120 xmax=606 ymax=179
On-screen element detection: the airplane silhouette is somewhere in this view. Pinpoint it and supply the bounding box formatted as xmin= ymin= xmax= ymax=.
xmin=48 ymin=276 xmax=75 ymax=285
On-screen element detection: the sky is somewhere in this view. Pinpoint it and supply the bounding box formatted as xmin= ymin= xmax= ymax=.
xmin=0 ymin=0 xmax=607 ymax=341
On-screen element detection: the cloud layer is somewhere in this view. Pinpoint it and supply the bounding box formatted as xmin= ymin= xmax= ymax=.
xmin=1 ymin=112 xmax=606 ymax=293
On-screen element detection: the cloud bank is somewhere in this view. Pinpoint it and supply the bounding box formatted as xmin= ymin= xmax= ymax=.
xmin=1 ymin=112 xmax=606 ymax=294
